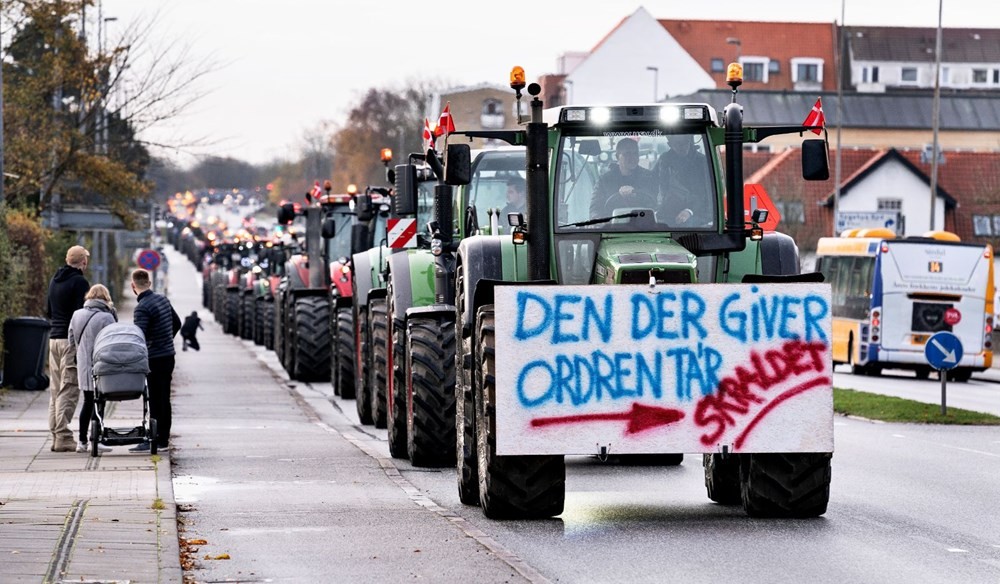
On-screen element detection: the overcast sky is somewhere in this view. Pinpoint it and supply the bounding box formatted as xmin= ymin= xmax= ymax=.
xmin=100 ymin=0 xmax=997 ymax=166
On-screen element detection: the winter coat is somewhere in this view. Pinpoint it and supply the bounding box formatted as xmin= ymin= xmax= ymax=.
xmin=46 ymin=265 xmax=90 ymax=339
xmin=133 ymin=290 xmax=181 ymax=359
xmin=68 ymin=299 xmax=118 ymax=392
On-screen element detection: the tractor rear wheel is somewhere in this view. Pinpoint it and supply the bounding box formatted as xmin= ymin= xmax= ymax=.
xmin=253 ymin=299 xmax=265 ymax=345
xmin=334 ymin=307 xmax=355 ymax=399
xmin=263 ymin=301 xmax=275 ymax=351
xmin=476 ymin=306 xmax=565 ymax=519
xmin=369 ymin=299 xmax=388 ymax=428
xmin=224 ymin=290 xmax=239 ymax=335
xmin=703 ymin=453 xmax=742 ymax=505
xmin=455 ymin=266 xmax=479 ymax=505
xmin=290 ymin=296 xmax=331 ymax=382
xmin=241 ymin=294 xmax=254 ymax=340
xmin=355 ymin=308 xmax=373 ymax=425
xmin=740 ymin=453 xmax=832 ymax=518
xmin=406 ymin=315 xmax=456 ymax=467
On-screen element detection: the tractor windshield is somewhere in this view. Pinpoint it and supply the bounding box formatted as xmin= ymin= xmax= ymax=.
xmin=554 ymin=132 xmax=717 ymax=232
xmin=325 ymin=204 xmax=354 ymax=262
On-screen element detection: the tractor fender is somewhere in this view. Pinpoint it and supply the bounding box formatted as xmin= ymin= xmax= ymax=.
xmin=758 ymin=232 xmax=801 ymax=276
xmin=387 ymin=250 xmax=436 ymax=328
xmin=351 ymin=247 xmax=382 ymax=310
xmin=456 ymin=237 xmax=505 ymax=338
xmin=329 ymin=259 xmax=353 ymax=299
xmin=406 ymin=304 xmax=456 ymax=323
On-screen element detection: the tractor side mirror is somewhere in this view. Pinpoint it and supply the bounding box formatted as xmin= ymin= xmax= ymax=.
xmin=393 ymin=164 xmax=418 ymax=216
xmin=445 ymin=143 xmax=471 ymax=186
xmin=355 ymin=193 xmax=374 ymax=222
xmin=277 ymin=202 xmax=296 ymax=225
xmin=802 ymin=139 xmax=830 ymax=181
xmin=351 ymin=223 xmax=371 ymax=255
xmin=321 ymin=217 xmax=337 ymax=239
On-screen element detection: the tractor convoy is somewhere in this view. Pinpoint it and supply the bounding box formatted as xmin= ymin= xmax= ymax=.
xmin=190 ymin=62 xmax=834 ymax=521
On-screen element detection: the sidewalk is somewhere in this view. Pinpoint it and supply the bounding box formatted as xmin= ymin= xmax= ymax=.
xmin=0 ymin=280 xmax=181 ymax=583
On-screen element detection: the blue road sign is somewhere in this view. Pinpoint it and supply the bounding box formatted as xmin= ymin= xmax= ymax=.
xmin=137 ymin=249 xmax=161 ymax=271
xmin=925 ymin=331 xmax=963 ymax=370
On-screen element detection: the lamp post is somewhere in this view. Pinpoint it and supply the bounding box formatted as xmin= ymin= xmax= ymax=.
xmin=646 ymin=66 xmax=659 ymax=102
xmin=564 ymin=80 xmax=573 ymax=105
xmin=929 ymin=0 xmax=943 ymax=232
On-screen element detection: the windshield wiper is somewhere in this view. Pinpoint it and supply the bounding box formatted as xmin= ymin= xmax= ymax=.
xmin=560 ymin=211 xmax=642 ymax=228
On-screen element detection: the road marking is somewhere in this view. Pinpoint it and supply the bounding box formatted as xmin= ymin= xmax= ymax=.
xmin=946 ymin=548 xmax=968 ymax=553
xmin=892 ymin=434 xmax=905 ymax=438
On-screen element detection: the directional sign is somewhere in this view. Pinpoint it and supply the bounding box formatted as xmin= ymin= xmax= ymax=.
xmin=836 ymin=211 xmax=900 ymax=234
xmin=137 ymin=248 xmax=161 ymax=271
xmin=925 ymin=331 xmax=963 ymax=370
xmin=387 ymin=218 xmax=417 ymax=249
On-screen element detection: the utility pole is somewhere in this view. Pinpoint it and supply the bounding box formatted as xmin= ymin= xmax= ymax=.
xmin=833 ymin=1 xmax=846 ymax=236
xmin=929 ymin=0 xmax=943 ymax=232
xmin=646 ymin=66 xmax=659 ymax=102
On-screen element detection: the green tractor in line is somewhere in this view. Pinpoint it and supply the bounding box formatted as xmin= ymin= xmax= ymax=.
xmin=450 ymin=65 xmax=834 ymax=519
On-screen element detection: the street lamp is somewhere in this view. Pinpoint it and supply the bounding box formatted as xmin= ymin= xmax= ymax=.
xmin=646 ymin=66 xmax=659 ymax=102
xmin=564 ymin=80 xmax=574 ymax=104
xmin=726 ymin=37 xmax=742 ymax=62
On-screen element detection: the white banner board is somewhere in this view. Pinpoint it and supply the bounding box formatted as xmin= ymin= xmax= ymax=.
xmin=494 ymin=284 xmax=834 ymax=455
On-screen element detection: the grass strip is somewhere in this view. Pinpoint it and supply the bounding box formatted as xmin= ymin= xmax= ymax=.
xmin=834 ymin=387 xmax=1000 ymax=425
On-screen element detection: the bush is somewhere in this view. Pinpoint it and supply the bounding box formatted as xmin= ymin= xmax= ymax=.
xmin=7 ymin=210 xmax=52 ymax=316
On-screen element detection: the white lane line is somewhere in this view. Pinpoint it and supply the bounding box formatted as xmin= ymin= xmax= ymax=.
xmin=946 ymin=548 xmax=968 ymax=553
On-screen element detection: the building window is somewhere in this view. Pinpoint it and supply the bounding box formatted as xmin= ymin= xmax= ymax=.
xmin=994 ymin=69 xmax=1000 ymax=84
xmin=769 ymin=60 xmax=780 ymax=74
xmin=711 ymin=58 xmax=725 ymax=72
xmin=973 ymin=215 xmax=993 ymax=236
xmin=862 ymin=66 xmax=880 ymax=83
xmin=901 ymin=67 xmax=918 ymax=83
xmin=791 ymin=58 xmax=824 ymax=83
xmin=741 ymin=57 xmax=769 ymax=83
xmin=878 ymin=198 xmax=902 ymax=211
xmin=973 ymin=68 xmax=989 ymax=83
xmin=775 ymin=200 xmax=805 ymax=224
xmin=481 ymin=99 xmax=505 ymax=129
xmin=994 ymin=215 xmax=1000 ymax=235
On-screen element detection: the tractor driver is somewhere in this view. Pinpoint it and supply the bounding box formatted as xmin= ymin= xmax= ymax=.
xmin=589 ymin=138 xmax=657 ymax=218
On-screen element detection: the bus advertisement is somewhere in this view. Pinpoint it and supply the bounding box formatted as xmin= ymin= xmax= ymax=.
xmin=816 ymin=229 xmax=994 ymax=381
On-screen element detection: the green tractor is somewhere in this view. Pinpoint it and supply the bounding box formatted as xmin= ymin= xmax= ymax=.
xmin=452 ymin=66 xmax=834 ymax=518
xmin=274 ymin=187 xmax=354 ymax=382
xmin=378 ymin=146 xmax=526 ymax=467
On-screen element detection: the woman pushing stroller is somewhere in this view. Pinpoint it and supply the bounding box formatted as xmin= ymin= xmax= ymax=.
xmin=67 ymin=284 xmax=117 ymax=453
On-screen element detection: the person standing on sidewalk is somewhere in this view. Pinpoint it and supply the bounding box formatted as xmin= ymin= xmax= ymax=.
xmin=129 ymin=268 xmax=181 ymax=452
xmin=46 ymin=245 xmax=90 ymax=452
xmin=67 ymin=284 xmax=118 ymax=453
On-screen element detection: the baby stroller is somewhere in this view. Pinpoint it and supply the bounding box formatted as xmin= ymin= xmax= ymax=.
xmin=90 ymin=323 xmax=157 ymax=456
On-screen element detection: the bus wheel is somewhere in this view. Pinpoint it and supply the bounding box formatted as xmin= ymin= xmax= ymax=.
xmin=948 ymin=368 xmax=972 ymax=383
xmin=915 ymin=367 xmax=931 ymax=380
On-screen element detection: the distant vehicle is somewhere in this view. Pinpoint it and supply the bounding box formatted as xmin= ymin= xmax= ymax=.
xmin=816 ymin=228 xmax=995 ymax=381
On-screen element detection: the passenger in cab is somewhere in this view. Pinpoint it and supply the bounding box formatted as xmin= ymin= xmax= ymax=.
xmin=500 ymin=176 xmax=526 ymax=218
xmin=655 ymin=134 xmax=713 ymax=226
xmin=589 ymin=138 xmax=657 ymax=218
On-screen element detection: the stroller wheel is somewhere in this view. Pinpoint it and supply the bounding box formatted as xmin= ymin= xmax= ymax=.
xmin=90 ymin=419 xmax=100 ymax=457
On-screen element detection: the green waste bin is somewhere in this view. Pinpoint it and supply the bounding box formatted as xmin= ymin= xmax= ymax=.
xmin=2 ymin=317 xmax=52 ymax=390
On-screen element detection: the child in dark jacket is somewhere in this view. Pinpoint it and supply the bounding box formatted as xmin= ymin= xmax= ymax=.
xmin=180 ymin=311 xmax=204 ymax=351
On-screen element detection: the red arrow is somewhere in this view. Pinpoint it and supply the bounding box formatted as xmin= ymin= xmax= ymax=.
xmin=530 ymin=402 xmax=685 ymax=435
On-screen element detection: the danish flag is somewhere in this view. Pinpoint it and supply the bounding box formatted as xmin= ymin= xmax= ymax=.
xmin=309 ymin=181 xmax=323 ymax=200
xmin=422 ymin=118 xmax=435 ymax=152
xmin=434 ymin=102 xmax=456 ymax=137
xmin=802 ymin=98 xmax=825 ymax=135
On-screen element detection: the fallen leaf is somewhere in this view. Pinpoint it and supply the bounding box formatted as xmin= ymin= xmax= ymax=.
xmin=205 ymin=553 xmax=231 ymax=560
xmin=187 ymin=539 xmax=208 ymax=545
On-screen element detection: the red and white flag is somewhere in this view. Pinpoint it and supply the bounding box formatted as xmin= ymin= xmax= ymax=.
xmin=422 ymin=118 xmax=435 ymax=151
xmin=435 ymin=102 xmax=456 ymax=137
xmin=802 ymin=97 xmax=825 ymax=135
xmin=309 ymin=181 xmax=323 ymax=200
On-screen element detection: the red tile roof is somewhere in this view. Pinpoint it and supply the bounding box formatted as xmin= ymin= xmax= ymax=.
xmin=660 ymin=20 xmax=838 ymax=92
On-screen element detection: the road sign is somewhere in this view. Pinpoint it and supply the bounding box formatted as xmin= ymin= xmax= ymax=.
xmin=387 ymin=218 xmax=417 ymax=249
xmin=137 ymin=248 xmax=161 ymax=271
xmin=924 ymin=331 xmax=963 ymax=370
xmin=835 ymin=211 xmax=900 ymax=234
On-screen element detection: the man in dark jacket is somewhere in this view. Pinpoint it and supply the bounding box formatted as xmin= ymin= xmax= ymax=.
xmin=180 ymin=311 xmax=203 ymax=351
xmin=589 ymin=138 xmax=657 ymax=218
xmin=46 ymin=245 xmax=90 ymax=452
xmin=130 ymin=268 xmax=181 ymax=452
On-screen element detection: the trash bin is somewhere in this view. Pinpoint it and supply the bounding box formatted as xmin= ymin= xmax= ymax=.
xmin=2 ymin=317 xmax=52 ymax=390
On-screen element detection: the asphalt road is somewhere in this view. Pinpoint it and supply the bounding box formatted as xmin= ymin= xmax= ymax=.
xmin=833 ymin=363 xmax=1000 ymax=416
xmin=166 ymin=240 xmax=1000 ymax=583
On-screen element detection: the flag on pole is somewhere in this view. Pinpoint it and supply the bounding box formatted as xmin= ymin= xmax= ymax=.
xmin=435 ymin=102 xmax=456 ymax=137
xmin=802 ymin=98 xmax=825 ymax=135
xmin=310 ymin=181 xmax=323 ymax=200
xmin=422 ymin=118 xmax=435 ymax=151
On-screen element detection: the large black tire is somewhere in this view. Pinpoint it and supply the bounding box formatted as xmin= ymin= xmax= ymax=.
xmin=334 ymin=307 xmax=356 ymax=399
xmin=290 ymin=296 xmax=332 ymax=382
xmin=406 ymin=316 xmax=457 ymax=467
xmin=948 ymin=368 xmax=972 ymax=382
xmin=263 ymin=301 xmax=275 ymax=351
xmin=224 ymin=290 xmax=239 ymax=335
xmin=369 ymin=299 xmax=389 ymax=428
xmin=213 ymin=283 xmax=225 ymax=322
xmin=476 ymin=306 xmax=565 ymax=519
xmin=740 ymin=453 xmax=832 ymax=518
xmin=90 ymin=418 xmax=100 ymax=458
xmin=253 ymin=299 xmax=265 ymax=346
xmin=704 ymin=453 xmax=742 ymax=505
xmin=241 ymin=293 xmax=255 ymax=340
xmin=355 ymin=307 xmax=373 ymax=425
xmin=202 ymin=279 xmax=211 ymax=309
xmin=455 ymin=266 xmax=479 ymax=505
xmin=387 ymin=292 xmax=407 ymax=458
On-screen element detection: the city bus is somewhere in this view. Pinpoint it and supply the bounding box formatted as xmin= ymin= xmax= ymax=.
xmin=815 ymin=228 xmax=994 ymax=381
